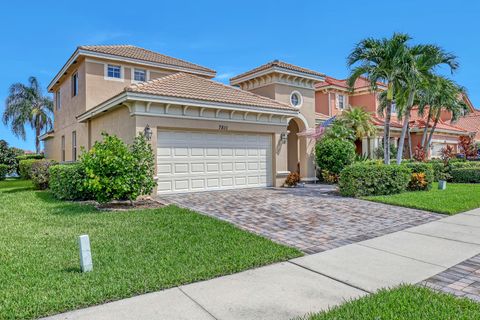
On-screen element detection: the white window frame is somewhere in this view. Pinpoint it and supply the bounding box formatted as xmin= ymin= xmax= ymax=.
xmin=131 ymin=68 xmax=149 ymax=83
xmin=56 ymin=90 xmax=61 ymax=110
xmin=72 ymin=131 xmax=77 ymax=161
xmin=336 ymin=94 xmax=346 ymax=110
xmin=289 ymin=90 xmax=303 ymax=108
xmin=104 ymin=64 xmax=124 ymax=82
xmin=61 ymin=135 xmax=65 ymax=162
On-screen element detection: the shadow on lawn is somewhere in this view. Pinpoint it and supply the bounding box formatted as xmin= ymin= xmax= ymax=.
xmin=1 ymin=186 xmax=34 ymax=194
xmin=34 ymin=191 xmax=99 ymax=215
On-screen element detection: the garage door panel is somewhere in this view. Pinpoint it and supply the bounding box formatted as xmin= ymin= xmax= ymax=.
xmin=157 ymin=130 xmax=272 ymax=194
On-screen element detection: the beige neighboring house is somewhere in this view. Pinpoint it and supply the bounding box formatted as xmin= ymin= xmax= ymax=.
xmin=41 ymin=45 xmax=325 ymax=194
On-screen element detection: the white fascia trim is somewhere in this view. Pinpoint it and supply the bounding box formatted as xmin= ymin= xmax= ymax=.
xmin=126 ymin=93 xmax=298 ymax=116
xmin=77 ymin=93 xmax=128 ymax=122
xmin=409 ymin=127 xmax=466 ymax=135
xmin=131 ymin=111 xmax=288 ymax=127
xmin=315 ymin=85 xmax=349 ymax=92
xmin=431 ymin=139 xmax=459 ymax=144
xmin=77 ymin=92 xmax=298 ymax=122
xmin=230 ymin=66 xmax=325 ymax=85
xmin=48 ymin=49 xmax=215 ymax=91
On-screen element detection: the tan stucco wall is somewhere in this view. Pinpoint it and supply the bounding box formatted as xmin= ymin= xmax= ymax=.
xmin=249 ymin=84 xmax=277 ymax=100
xmin=84 ymin=59 xmax=174 ymax=110
xmin=89 ymin=106 xmax=136 ymax=145
xmin=271 ymin=83 xmax=316 ymax=179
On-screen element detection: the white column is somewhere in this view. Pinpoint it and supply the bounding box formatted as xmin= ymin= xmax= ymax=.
xmin=362 ymin=137 xmax=368 ymax=157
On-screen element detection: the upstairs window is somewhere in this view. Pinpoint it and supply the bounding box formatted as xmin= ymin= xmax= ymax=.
xmin=133 ymin=68 xmax=146 ymax=82
xmin=107 ymin=65 xmax=122 ymax=79
xmin=61 ymin=135 xmax=65 ymax=162
xmin=56 ymin=90 xmax=61 ymax=110
xmin=337 ymin=94 xmax=345 ymax=110
xmin=72 ymin=131 xmax=77 ymax=161
xmin=72 ymin=72 xmax=79 ymax=97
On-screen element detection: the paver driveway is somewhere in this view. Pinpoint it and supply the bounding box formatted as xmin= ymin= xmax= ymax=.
xmin=157 ymin=185 xmax=442 ymax=253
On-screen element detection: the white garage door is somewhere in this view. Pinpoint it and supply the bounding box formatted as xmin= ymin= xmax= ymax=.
xmin=156 ymin=130 xmax=273 ymax=194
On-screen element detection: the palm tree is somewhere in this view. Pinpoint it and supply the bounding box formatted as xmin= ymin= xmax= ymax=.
xmin=339 ymin=106 xmax=376 ymax=139
xmin=395 ymin=44 xmax=459 ymax=164
xmin=2 ymin=77 xmax=53 ymax=154
xmin=347 ymin=33 xmax=411 ymax=164
xmin=417 ymin=76 xmax=467 ymax=152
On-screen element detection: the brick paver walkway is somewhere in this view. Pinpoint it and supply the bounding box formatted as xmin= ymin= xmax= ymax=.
xmin=422 ymin=254 xmax=480 ymax=302
xmin=157 ymin=185 xmax=442 ymax=254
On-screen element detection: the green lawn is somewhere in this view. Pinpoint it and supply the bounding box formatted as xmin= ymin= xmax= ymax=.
xmin=0 ymin=179 xmax=301 ymax=319
xmin=302 ymin=285 xmax=480 ymax=320
xmin=364 ymin=183 xmax=480 ymax=215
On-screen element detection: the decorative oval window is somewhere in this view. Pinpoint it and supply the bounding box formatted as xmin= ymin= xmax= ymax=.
xmin=290 ymin=91 xmax=302 ymax=108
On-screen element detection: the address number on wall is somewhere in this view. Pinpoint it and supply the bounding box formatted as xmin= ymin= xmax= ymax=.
xmin=219 ymin=125 xmax=229 ymax=131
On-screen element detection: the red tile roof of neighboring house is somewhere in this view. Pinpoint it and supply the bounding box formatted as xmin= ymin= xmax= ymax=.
xmin=454 ymin=110 xmax=480 ymax=139
xmin=371 ymin=115 xmax=403 ymax=128
xmin=315 ymin=76 xmax=386 ymax=91
xmin=230 ymin=60 xmax=325 ymax=82
xmin=125 ymin=72 xmax=296 ymax=111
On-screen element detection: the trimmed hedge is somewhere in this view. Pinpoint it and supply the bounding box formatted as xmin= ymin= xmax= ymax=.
xmin=0 ymin=164 xmax=8 ymax=180
xmin=19 ymin=159 xmax=39 ymax=179
xmin=316 ymin=138 xmax=356 ymax=176
xmin=49 ymin=163 xmax=92 ymax=200
xmin=15 ymin=154 xmax=44 ymax=175
xmin=31 ymin=160 xmax=57 ymax=190
xmin=451 ymin=168 xmax=480 ymax=183
xmin=339 ymin=163 xmax=411 ymax=197
xmin=402 ymin=162 xmax=434 ymax=191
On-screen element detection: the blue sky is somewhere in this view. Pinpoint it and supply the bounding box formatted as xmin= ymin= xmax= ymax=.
xmin=1 ymin=0 xmax=479 ymax=150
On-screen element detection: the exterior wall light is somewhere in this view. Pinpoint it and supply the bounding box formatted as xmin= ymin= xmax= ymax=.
xmin=144 ymin=124 xmax=153 ymax=141
xmin=281 ymin=131 xmax=289 ymax=144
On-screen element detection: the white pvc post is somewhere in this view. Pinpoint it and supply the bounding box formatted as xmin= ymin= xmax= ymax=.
xmin=78 ymin=235 xmax=93 ymax=272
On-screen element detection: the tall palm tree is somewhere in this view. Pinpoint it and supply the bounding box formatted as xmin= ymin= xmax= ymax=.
xmin=417 ymin=76 xmax=467 ymax=152
xmin=2 ymin=77 xmax=53 ymax=154
xmin=347 ymin=33 xmax=411 ymax=164
xmin=395 ymin=44 xmax=459 ymax=164
xmin=339 ymin=106 xmax=376 ymax=139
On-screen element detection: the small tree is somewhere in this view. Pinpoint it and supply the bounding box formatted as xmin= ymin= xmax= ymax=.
xmin=81 ymin=132 xmax=156 ymax=204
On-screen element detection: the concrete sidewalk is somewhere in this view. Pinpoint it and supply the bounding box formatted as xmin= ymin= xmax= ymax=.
xmin=45 ymin=209 xmax=480 ymax=320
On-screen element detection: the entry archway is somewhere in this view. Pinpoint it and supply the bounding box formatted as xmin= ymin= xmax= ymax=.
xmin=287 ymin=118 xmax=307 ymax=175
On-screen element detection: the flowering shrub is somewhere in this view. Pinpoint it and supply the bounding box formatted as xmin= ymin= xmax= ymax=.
xmin=284 ymin=172 xmax=300 ymax=187
xmin=413 ymin=144 xmax=426 ymax=162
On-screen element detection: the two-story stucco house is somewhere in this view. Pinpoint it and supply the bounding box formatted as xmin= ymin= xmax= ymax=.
xmin=42 ymin=45 xmax=324 ymax=194
xmin=315 ymin=76 xmax=476 ymax=158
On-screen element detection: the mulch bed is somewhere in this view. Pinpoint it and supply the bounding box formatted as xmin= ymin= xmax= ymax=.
xmin=79 ymin=198 xmax=166 ymax=211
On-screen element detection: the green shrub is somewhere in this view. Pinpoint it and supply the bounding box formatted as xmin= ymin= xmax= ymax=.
xmin=0 ymin=164 xmax=9 ymax=180
xmin=315 ymin=138 xmax=356 ymax=175
xmin=451 ymin=168 xmax=480 ymax=183
xmin=19 ymin=159 xmax=39 ymax=179
xmin=81 ymin=133 xmax=156 ymax=203
xmin=49 ymin=163 xmax=92 ymax=200
xmin=15 ymin=154 xmax=44 ymax=175
xmin=402 ymin=162 xmax=434 ymax=191
xmin=31 ymin=160 xmax=57 ymax=190
xmin=339 ymin=163 xmax=411 ymax=197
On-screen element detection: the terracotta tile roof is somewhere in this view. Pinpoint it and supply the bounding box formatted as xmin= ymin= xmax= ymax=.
xmin=315 ymin=76 xmax=386 ymax=90
xmin=371 ymin=115 xmax=403 ymax=128
xmin=454 ymin=110 xmax=480 ymax=139
xmin=125 ymin=72 xmax=296 ymax=111
xmin=79 ymin=45 xmax=216 ymax=74
xmin=230 ymin=60 xmax=325 ymax=82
